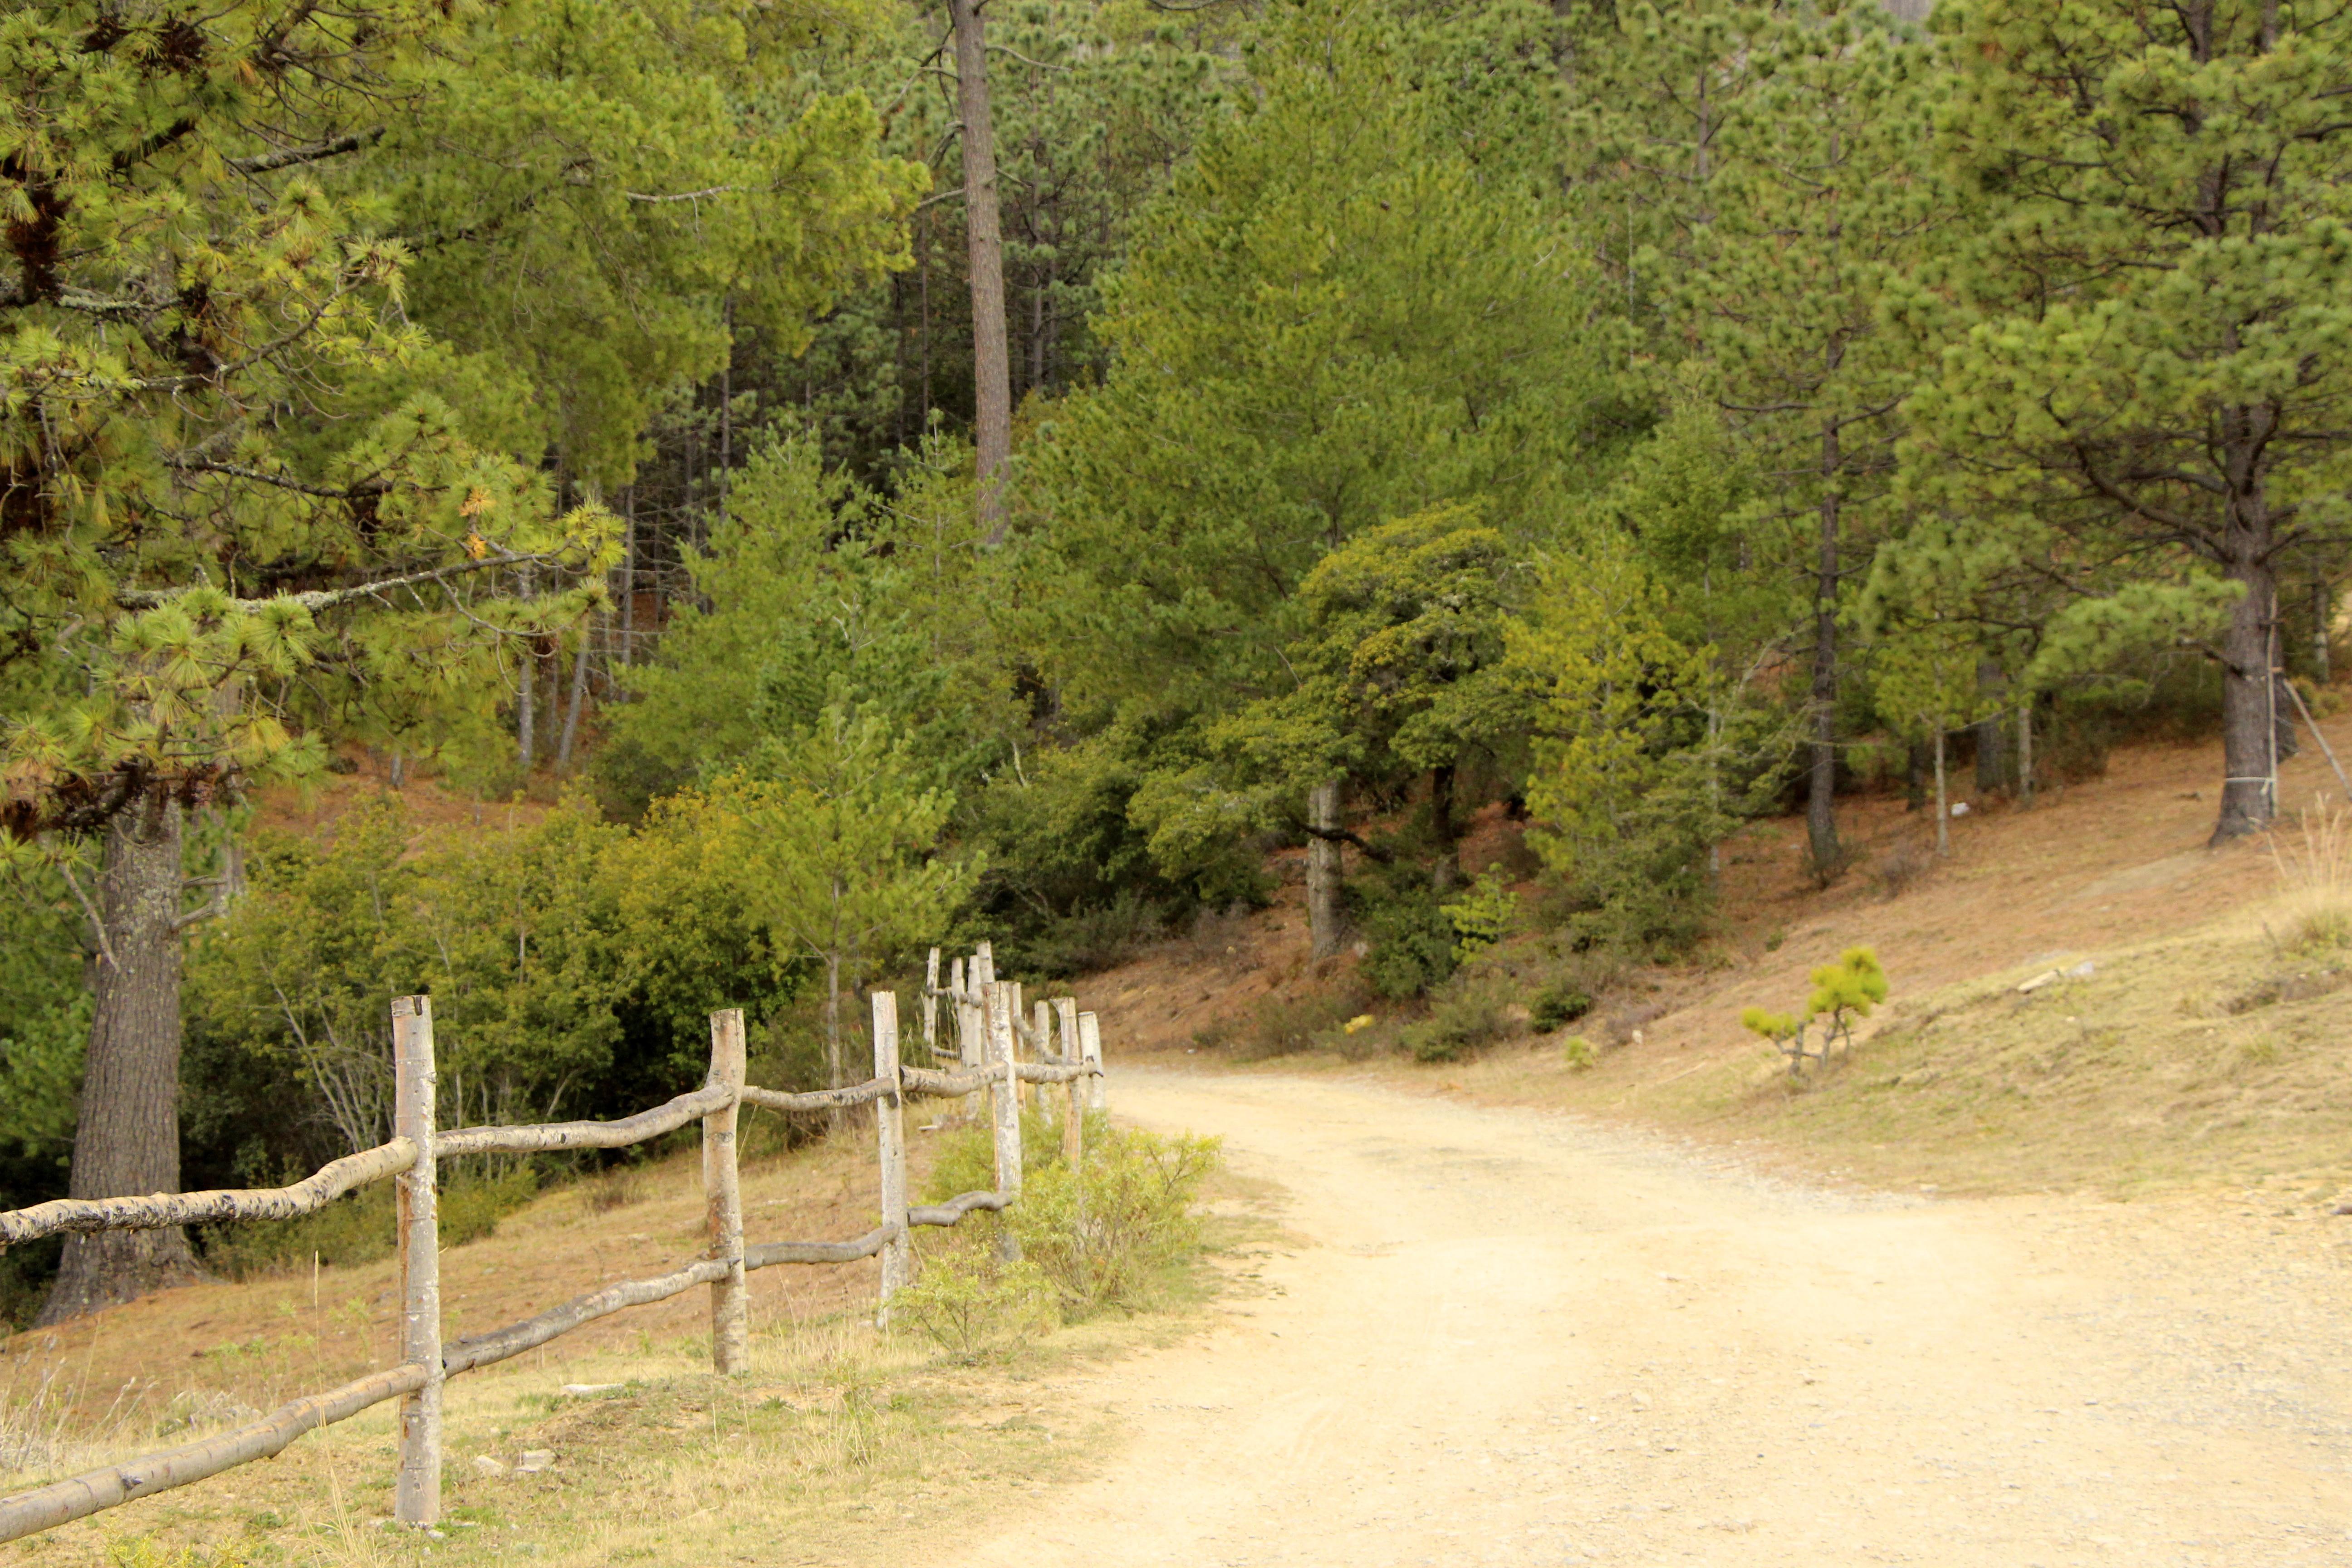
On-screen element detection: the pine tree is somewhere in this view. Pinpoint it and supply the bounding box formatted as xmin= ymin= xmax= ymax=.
xmin=1683 ymin=0 xmax=1940 ymax=878
xmin=1899 ymin=0 xmax=2352 ymax=843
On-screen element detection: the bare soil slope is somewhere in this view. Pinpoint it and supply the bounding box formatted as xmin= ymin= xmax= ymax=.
xmin=932 ymin=1069 xmax=2352 ymax=1567
xmin=1084 ymin=716 xmax=2352 ymax=1199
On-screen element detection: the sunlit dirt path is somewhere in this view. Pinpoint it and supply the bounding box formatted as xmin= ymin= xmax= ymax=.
xmin=928 ymin=1069 xmax=2352 ymax=1568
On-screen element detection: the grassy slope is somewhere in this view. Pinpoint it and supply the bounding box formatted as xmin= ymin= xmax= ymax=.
xmin=1089 ymin=712 xmax=2352 ymax=1207
xmin=0 ymin=1121 xmax=1255 ymax=1566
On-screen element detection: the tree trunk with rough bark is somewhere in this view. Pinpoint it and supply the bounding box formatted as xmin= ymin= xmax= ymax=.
xmin=1307 ymin=779 xmax=1344 ymax=962
xmin=947 ymin=0 xmax=1011 ymax=545
xmin=1974 ymin=656 xmax=2006 ymax=794
xmin=1807 ymin=421 xmax=1842 ymax=879
xmin=40 ymin=797 xmax=203 ymax=1323
xmin=1429 ymin=763 xmax=1459 ymax=892
xmin=2213 ymin=537 xmax=2279 ymax=844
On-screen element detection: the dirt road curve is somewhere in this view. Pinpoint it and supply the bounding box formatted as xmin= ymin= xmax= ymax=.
xmin=936 ymin=1070 xmax=2352 ymax=1567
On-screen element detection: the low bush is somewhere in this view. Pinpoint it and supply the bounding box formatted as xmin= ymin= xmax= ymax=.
xmin=1401 ymin=976 xmax=1516 ymax=1063
xmin=1530 ymin=983 xmax=1593 ymax=1033
xmin=1353 ymin=877 xmax=1458 ymax=999
xmin=920 ymin=1117 xmax=1222 ymax=1319
xmin=1241 ymin=986 xmax=1366 ymax=1058
xmin=894 ymin=1239 xmax=1059 ymax=1361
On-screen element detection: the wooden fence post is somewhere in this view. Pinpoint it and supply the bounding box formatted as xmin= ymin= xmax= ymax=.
xmin=963 ymin=946 xmax=993 ymax=1123
xmin=922 ymin=948 xmax=941 ymax=1060
xmin=1056 ymin=998 xmax=1083 ymax=1167
xmin=985 ymin=981 xmax=1023 ymax=1260
xmin=1039 ymin=1006 xmax=1058 ymax=1114
xmin=391 ymin=995 xmax=441 ymax=1527
xmin=872 ymin=992 xmax=909 ymax=1323
xmin=1078 ymin=1010 xmax=1105 ymax=1113
xmin=705 ymin=1009 xmax=749 ymax=1374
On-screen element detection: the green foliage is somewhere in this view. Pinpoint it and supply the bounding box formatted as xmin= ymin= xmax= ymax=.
xmin=917 ymin=1115 xmax=1221 ymax=1319
xmin=1738 ymin=945 xmax=1889 ymax=1078
xmin=0 ymin=855 xmax=90 ymax=1198
xmin=1439 ymin=870 xmax=1518 ymax=965
xmin=1807 ymin=946 xmax=1889 ymax=1038
xmin=1035 ymin=0 xmax=1624 ymax=725
xmin=1530 ymin=985 xmax=1594 ymax=1034
xmin=1508 ymin=540 xmax=1756 ymax=953
xmin=1001 ymin=1125 xmax=1222 ymax=1318
xmin=187 ymin=794 xmax=795 ymax=1178
xmin=895 ymin=1241 xmax=1059 ymax=1362
xmin=1401 ymin=975 xmax=1515 ymax=1064
xmin=1560 ymin=1034 xmax=1597 ymax=1071
xmin=1351 ymin=873 xmax=1460 ymax=1000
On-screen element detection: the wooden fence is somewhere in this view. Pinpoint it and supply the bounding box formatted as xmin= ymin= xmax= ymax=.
xmin=0 ymin=944 xmax=1104 ymax=1544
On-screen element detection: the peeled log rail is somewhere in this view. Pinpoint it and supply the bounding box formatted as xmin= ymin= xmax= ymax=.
xmin=907 ymin=1189 xmax=1011 ymax=1227
xmin=0 ymin=1362 xmax=429 ymax=1544
xmin=437 ymin=1084 xmax=731 ymax=1157
xmin=0 ymin=970 xmax=1108 ymax=1547
xmin=1015 ymin=1061 xmax=1098 ymax=1085
xmin=0 ymin=1139 xmax=417 ymax=1248
xmin=746 ymin=1225 xmax=900 ymax=1268
xmin=902 ymin=1065 xmax=993 ymax=1097
xmin=442 ymin=1259 xmax=731 ymax=1376
xmin=740 ymin=1080 xmax=890 ymax=1114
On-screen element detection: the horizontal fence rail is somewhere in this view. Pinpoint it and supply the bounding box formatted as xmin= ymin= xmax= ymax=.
xmin=0 ymin=946 xmax=1109 ymax=1545
xmin=0 ymin=1141 xmax=420 ymax=1247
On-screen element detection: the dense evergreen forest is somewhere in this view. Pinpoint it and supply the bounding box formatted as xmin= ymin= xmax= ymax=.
xmin=5 ymin=0 xmax=2347 ymax=1323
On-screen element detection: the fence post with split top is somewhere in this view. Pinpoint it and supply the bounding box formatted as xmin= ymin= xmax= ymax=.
xmin=391 ymin=995 xmax=441 ymax=1527
xmin=922 ymin=948 xmax=941 ymax=1059
xmin=705 ymin=1008 xmax=749 ymax=1373
xmin=1078 ymin=1010 xmax=1105 ymax=1112
xmin=873 ymin=991 xmax=910 ymax=1322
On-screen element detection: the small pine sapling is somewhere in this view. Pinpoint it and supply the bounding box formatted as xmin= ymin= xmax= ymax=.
xmin=1739 ymin=946 xmax=1891 ymax=1078
xmin=1806 ymin=946 xmax=1890 ymax=1060
xmin=1739 ymin=1006 xmax=1818 ymax=1078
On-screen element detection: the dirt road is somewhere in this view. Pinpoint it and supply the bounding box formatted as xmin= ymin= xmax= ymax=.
xmin=936 ymin=1070 xmax=2352 ymax=1567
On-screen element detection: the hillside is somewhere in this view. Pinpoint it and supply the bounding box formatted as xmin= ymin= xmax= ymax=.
xmin=1085 ymin=715 xmax=2352 ymax=1204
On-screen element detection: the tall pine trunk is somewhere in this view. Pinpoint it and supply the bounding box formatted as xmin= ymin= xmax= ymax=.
xmin=40 ymin=796 xmax=202 ymax=1323
xmin=1307 ymin=779 xmax=1344 ymax=962
xmin=2213 ymin=499 xmax=2278 ymax=844
xmin=1974 ymin=656 xmax=2006 ymax=793
xmin=1807 ymin=416 xmax=1842 ymax=878
xmin=1429 ymin=763 xmax=1459 ymax=892
xmin=947 ymin=0 xmax=1011 ymax=545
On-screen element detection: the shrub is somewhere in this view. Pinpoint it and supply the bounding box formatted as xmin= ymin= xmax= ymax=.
xmin=1438 ymin=871 xmax=1518 ymax=964
xmin=1242 ymin=986 xmax=1365 ymax=1058
xmin=1561 ymin=1034 xmax=1597 ymax=1070
xmin=1353 ymin=877 xmax=1458 ymax=999
xmin=1530 ymin=984 xmax=1593 ymax=1033
xmin=1005 ymin=1125 xmax=1222 ymax=1317
xmin=1401 ymin=976 xmax=1514 ymax=1063
xmin=895 ymin=1240 xmax=1058 ymax=1361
